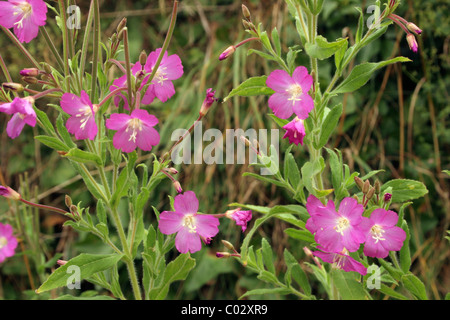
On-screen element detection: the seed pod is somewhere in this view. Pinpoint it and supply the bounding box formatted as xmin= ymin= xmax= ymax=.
xmin=242 ymin=4 xmax=251 ymax=21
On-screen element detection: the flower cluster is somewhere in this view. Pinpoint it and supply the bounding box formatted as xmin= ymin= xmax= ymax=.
xmin=306 ymin=195 xmax=406 ymax=275
xmin=266 ymin=66 xmax=314 ymax=146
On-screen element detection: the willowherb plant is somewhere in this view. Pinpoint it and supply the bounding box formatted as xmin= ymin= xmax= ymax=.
xmin=0 ymin=0 xmax=430 ymax=300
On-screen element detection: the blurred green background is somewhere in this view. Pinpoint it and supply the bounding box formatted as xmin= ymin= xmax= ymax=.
xmin=0 ymin=0 xmax=448 ymax=299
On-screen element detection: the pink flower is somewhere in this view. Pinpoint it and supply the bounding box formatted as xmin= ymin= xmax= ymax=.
xmin=266 ymin=66 xmax=314 ymax=119
xmin=406 ymin=34 xmax=418 ymax=53
xmin=158 ymin=191 xmax=220 ymax=254
xmin=306 ymin=196 xmax=366 ymax=253
xmin=305 ymin=194 xmax=327 ymax=234
xmin=282 ymin=117 xmax=306 ymax=146
xmin=0 ymin=222 xmax=18 ymax=263
xmin=60 ymin=91 xmax=98 ymax=141
xmin=105 ymin=109 xmax=160 ymax=153
xmin=199 ymin=88 xmax=218 ymax=117
xmin=0 ymin=0 xmax=47 ymax=43
xmin=0 ymin=96 xmax=36 ymax=139
xmin=225 ymin=208 xmax=252 ymax=232
xmin=312 ymin=247 xmax=367 ymax=276
xmin=359 ymin=208 xmax=406 ymax=258
xmin=142 ymin=48 xmax=184 ymax=104
xmin=0 ymin=185 xmax=21 ymax=200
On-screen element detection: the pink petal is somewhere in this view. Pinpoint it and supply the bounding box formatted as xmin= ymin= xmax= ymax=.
xmin=6 ymin=113 xmax=26 ymax=139
xmin=292 ymin=93 xmax=314 ymax=119
xmin=381 ymin=226 xmax=406 ymax=251
xmin=371 ymin=209 xmax=398 ymax=227
xmin=175 ymin=227 xmax=202 ymax=254
xmin=0 ymin=2 xmax=19 ymax=28
xmin=338 ymin=197 xmax=364 ymax=222
xmin=195 ymin=214 xmax=220 ymax=239
xmin=268 ymin=92 xmax=294 ymax=119
xmin=152 ymin=80 xmax=176 ymax=103
xmin=131 ymin=109 xmax=159 ymax=126
xmin=136 ymin=125 xmax=160 ymax=152
xmin=160 ymin=54 xmax=184 ymax=80
xmin=112 ymin=128 xmax=137 ymax=153
xmin=61 ymin=93 xmax=85 ymax=115
xmin=158 ymin=211 xmax=184 ymax=235
xmin=106 ymin=113 xmax=131 ymax=131
xmin=266 ymin=69 xmax=294 ymax=92
xmin=292 ymin=66 xmax=313 ymax=93
xmin=174 ymin=191 xmax=199 ymax=215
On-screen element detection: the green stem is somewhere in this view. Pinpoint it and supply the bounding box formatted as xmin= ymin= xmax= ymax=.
xmin=90 ymin=0 xmax=101 ymax=102
xmin=122 ymin=28 xmax=134 ymax=110
xmin=58 ymin=0 xmax=71 ymax=91
xmin=40 ymin=27 xmax=65 ymax=71
xmin=80 ymin=0 xmax=94 ymax=89
xmin=1 ymin=26 xmax=40 ymax=69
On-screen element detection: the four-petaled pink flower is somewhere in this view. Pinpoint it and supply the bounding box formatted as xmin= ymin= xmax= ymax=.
xmin=0 ymin=0 xmax=47 ymax=43
xmin=0 ymin=96 xmax=36 ymax=139
xmin=359 ymin=208 xmax=406 ymax=258
xmin=306 ymin=195 xmax=366 ymax=253
xmin=266 ymin=66 xmax=314 ymax=119
xmin=225 ymin=208 xmax=252 ymax=232
xmin=312 ymin=246 xmax=367 ymax=276
xmin=60 ymin=91 xmax=98 ymax=141
xmin=0 ymin=222 xmax=18 ymax=263
xmin=283 ymin=117 xmax=306 ymax=146
xmin=142 ymin=48 xmax=184 ymax=105
xmin=109 ymin=62 xmax=146 ymax=110
xmin=105 ymin=109 xmax=160 ymax=153
xmin=158 ymin=191 xmax=220 ymax=254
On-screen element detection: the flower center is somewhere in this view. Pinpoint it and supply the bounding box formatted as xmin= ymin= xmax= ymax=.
xmin=126 ymin=118 xmax=143 ymax=143
xmin=332 ymin=249 xmax=349 ymax=270
xmin=0 ymin=236 xmax=8 ymax=249
xmin=13 ymin=3 xmax=32 ymax=29
xmin=76 ymin=106 xmax=93 ymax=130
xmin=182 ymin=214 xmax=197 ymax=233
xmin=370 ymin=224 xmax=386 ymax=243
xmin=153 ymin=67 xmax=168 ymax=85
xmin=287 ymin=84 xmax=303 ymax=105
xmin=334 ymin=217 xmax=350 ymax=235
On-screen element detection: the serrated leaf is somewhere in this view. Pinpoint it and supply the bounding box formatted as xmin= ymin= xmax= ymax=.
xmin=401 ymin=273 xmax=428 ymax=300
xmin=380 ymin=179 xmax=428 ymax=203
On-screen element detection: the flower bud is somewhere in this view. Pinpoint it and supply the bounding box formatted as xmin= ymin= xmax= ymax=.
xmin=219 ymin=45 xmax=236 ymax=61
xmin=173 ymin=181 xmax=183 ymax=194
xmin=20 ymin=68 xmax=40 ymax=77
xmin=0 ymin=185 xmax=21 ymax=201
xmin=164 ymin=167 xmax=179 ymax=175
xmin=362 ymin=180 xmax=370 ymax=194
xmin=407 ymin=22 xmax=422 ymax=35
xmin=65 ymin=195 xmax=72 ymax=208
xmin=366 ymin=186 xmax=375 ymax=201
xmin=384 ymin=193 xmax=392 ymax=202
xmin=2 ymin=82 xmax=24 ymax=92
xmin=139 ymin=50 xmax=147 ymax=66
xmin=354 ymin=176 xmax=364 ymax=191
xmin=199 ymin=88 xmax=218 ymax=117
xmin=22 ymin=76 xmax=38 ymax=85
xmin=406 ymin=34 xmax=418 ymax=53
xmin=374 ymin=180 xmax=381 ymax=195
xmin=216 ymin=252 xmax=231 ymax=258
xmin=221 ymin=240 xmax=235 ymax=251
xmin=57 ymin=260 xmax=68 ymax=266
xmin=242 ymin=4 xmax=251 ymax=21
xmin=116 ymin=17 xmax=127 ymax=33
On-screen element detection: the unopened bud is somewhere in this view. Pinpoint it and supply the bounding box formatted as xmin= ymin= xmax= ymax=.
xmin=2 ymin=82 xmax=24 ymax=92
xmin=111 ymin=33 xmax=117 ymax=44
xmin=57 ymin=151 xmax=68 ymax=156
xmin=384 ymin=193 xmax=392 ymax=203
xmin=22 ymin=76 xmax=38 ymax=85
xmin=362 ymin=180 xmax=370 ymax=194
xmin=406 ymin=34 xmax=418 ymax=53
xmin=221 ymin=240 xmax=235 ymax=251
xmin=303 ymin=246 xmax=313 ymax=257
xmin=242 ymin=4 xmax=251 ymax=21
xmin=199 ymin=88 xmax=218 ymax=117
xmin=366 ymin=186 xmax=375 ymax=201
xmin=117 ymin=28 xmax=125 ymax=41
xmin=65 ymin=195 xmax=72 ymax=208
xmin=69 ymin=205 xmax=79 ymax=217
xmin=20 ymin=68 xmax=40 ymax=77
xmin=407 ymin=22 xmax=422 ymax=35
xmin=354 ymin=176 xmax=364 ymax=191
xmin=139 ymin=50 xmax=147 ymax=66
xmin=42 ymin=63 xmax=52 ymax=75
xmin=116 ymin=17 xmax=127 ymax=33
xmin=219 ymin=45 xmax=236 ymax=61
xmin=164 ymin=167 xmax=179 ymax=175
xmin=173 ymin=181 xmax=183 ymax=194
xmin=57 ymin=260 xmax=68 ymax=266
xmin=216 ymin=252 xmax=231 ymax=258
xmin=0 ymin=185 xmax=21 ymax=201
xmin=374 ymin=180 xmax=381 ymax=195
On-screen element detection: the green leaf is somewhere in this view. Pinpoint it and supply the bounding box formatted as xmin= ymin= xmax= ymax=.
xmin=380 ymin=179 xmax=428 ymax=203
xmin=378 ymin=284 xmax=408 ymax=300
xmin=331 ymin=269 xmax=368 ymax=300
xmin=110 ymin=152 xmax=138 ymax=208
xmin=284 ymin=228 xmax=315 ymax=243
xmin=399 ymin=220 xmax=411 ymax=273
xmin=149 ymin=254 xmax=196 ymax=300
xmin=36 ymin=253 xmax=123 ymax=293
xmin=284 ymin=250 xmax=311 ymax=296
xmin=261 ymin=238 xmax=275 ymax=274
xmin=317 ymin=103 xmax=343 ymax=148
xmin=35 ymin=135 xmax=70 ymax=152
xmin=242 ymin=172 xmax=287 ymax=188
xmin=54 ymin=294 xmax=116 ymax=300
xmin=239 ymin=288 xmax=291 ymax=299
xmin=268 ymin=114 xmax=289 ymax=128
xmin=247 ymin=49 xmax=276 ymax=61
xmin=34 ymin=107 xmax=56 ymax=136
xmin=56 ymin=113 xmax=77 ymax=148
xmin=333 ymin=57 xmax=411 ymax=94
xmin=401 ymin=273 xmax=428 ymax=300
xmin=285 ymin=152 xmax=301 ymax=190
xmin=63 ymin=148 xmax=103 ymax=166
xmin=305 ymin=36 xmax=348 ymax=60
xmin=224 ymin=76 xmax=275 ymax=102
xmin=272 ymin=27 xmax=282 ymax=56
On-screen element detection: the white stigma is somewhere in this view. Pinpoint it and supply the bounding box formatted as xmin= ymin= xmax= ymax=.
xmin=126 ymin=118 xmax=143 ymax=143
xmin=153 ymin=67 xmax=168 ymax=85
xmin=13 ymin=3 xmax=32 ymax=29
xmin=182 ymin=214 xmax=197 ymax=233
xmin=287 ymin=84 xmax=303 ymax=105
xmin=334 ymin=217 xmax=350 ymax=235
xmin=370 ymin=224 xmax=386 ymax=243
xmin=76 ymin=106 xmax=93 ymax=130
xmin=0 ymin=236 xmax=8 ymax=249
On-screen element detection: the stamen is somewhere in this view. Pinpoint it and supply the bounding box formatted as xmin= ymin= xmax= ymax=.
xmin=287 ymin=84 xmax=303 ymax=105
xmin=334 ymin=217 xmax=350 ymax=235
xmin=127 ymin=118 xmax=143 ymax=143
xmin=182 ymin=214 xmax=197 ymax=233
xmin=370 ymin=224 xmax=386 ymax=243
xmin=0 ymin=236 xmax=8 ymax=249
